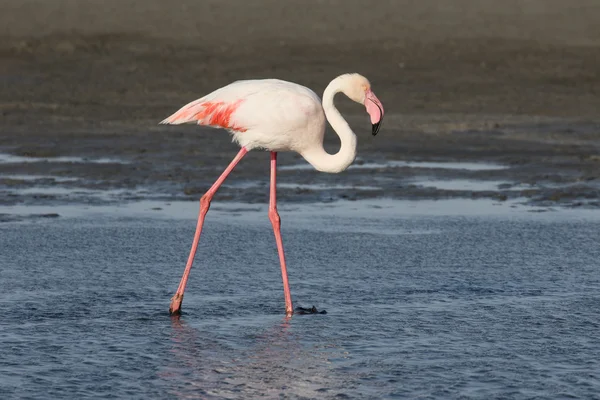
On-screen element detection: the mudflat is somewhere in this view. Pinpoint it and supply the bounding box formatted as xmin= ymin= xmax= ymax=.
xmin=0 ymin=0 xmax=599 ymax=208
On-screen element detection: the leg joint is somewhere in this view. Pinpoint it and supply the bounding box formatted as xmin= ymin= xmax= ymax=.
xmin=200 ymin=193 xmax=212 ymax=211
xmin=268 ymin=208 xmax=281 ymax=226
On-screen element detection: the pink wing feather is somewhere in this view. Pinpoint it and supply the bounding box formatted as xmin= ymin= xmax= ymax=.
xmin=160 ymin=93 xmax=247 ymax=132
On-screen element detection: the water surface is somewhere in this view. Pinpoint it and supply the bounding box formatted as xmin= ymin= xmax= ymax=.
xmin=1 ymin=200 xmax=599 ymax=399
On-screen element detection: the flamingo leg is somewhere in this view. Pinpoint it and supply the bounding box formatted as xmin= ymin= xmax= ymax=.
xmin=269 ymin=152 xmax=294 ymax=316
xmin=169 ymin=147 xmax=248 ymax=315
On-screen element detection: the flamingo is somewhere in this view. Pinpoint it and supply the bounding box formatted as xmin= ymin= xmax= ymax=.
xmin=160 ymin=73 xmax=384 ymax=316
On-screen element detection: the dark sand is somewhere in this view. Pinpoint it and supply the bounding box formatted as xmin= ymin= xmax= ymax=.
xmin=1 ymin=1 xmax=599 ymax=207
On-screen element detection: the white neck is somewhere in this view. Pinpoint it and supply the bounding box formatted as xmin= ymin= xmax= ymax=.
xmin=300 ymin=77 xmax=357 ymax=173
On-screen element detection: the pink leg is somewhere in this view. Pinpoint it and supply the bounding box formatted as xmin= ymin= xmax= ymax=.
xmin=269 ymin=152 xmax=294 ymax=316
xmin=169 ymin=147 xmax=248 ymax=315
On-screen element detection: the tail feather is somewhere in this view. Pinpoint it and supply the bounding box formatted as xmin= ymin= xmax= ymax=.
xmin=160 ymin=98 xmax=247 ymax=132
xmin=159 ymin=99 xmax=205 ymax=125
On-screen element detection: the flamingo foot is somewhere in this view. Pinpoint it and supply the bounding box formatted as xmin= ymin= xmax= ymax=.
xmin=169 ymin=294 xmax=184 ymax=316
xmin=294 ymin=306 xmax=327 ymax=315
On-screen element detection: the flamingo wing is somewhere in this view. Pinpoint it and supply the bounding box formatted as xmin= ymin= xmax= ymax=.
xmin=160 ymin=79 xmax=322 ymax=134
xmin=161 ymin=80 xmax=278 ymax=131
xmin=160 ymin=91 xmax=248 ymax=132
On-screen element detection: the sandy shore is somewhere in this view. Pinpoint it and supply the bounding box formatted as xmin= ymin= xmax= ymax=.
xmin=0 ymin=0 xmax=599 ymax=208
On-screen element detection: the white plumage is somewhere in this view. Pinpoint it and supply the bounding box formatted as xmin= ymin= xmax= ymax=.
xmin=161 ymin=79 xmax=326 ymax=153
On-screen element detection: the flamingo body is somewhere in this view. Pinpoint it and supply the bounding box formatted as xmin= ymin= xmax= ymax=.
xmin=161 ymin=79 xmax=326 ymax=153
xmin=161 ymin=73 xmax=384 ymax=315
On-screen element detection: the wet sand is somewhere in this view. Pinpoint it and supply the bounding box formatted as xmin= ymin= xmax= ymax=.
xmin=0 ymin=0 xmax=599 ymax=208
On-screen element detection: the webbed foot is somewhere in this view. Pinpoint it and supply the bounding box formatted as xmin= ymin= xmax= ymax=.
xmin=294 ymin=306 xmax=327 ymax=315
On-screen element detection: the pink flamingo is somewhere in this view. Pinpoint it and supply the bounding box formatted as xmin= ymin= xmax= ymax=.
xmin=160 ymin=73 xmax=384 ymax=316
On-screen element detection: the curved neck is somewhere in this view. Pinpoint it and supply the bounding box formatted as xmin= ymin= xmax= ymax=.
xmin=300 ymin=78 xmax=357 ymax=173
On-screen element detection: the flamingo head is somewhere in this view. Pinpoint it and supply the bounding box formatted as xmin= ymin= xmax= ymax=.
xmin=342 ymin=74 xmax=385 ymax=136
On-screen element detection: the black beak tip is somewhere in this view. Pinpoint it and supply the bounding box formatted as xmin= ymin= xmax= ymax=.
xmin=372 ymin=122 xmax=381 ymax=136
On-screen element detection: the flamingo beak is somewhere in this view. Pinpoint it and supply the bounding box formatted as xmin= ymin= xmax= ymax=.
xmin=372 ymin=120 xmax=382 ymax=136
xmin=365 ymin=90 xmax=384 ymax=136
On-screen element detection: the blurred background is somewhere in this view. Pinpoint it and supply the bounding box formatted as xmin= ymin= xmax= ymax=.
xmin=2 ymin=0 xmax=600 ymax=123
xmin=1 ymin=0 xmax=599 ymax=206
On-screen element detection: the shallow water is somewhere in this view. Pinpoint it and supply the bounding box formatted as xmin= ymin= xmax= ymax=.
xmin=415 ymin=179 xmax=521 ymax=192
xmin=1 ymin=200 xmax=599 ymax=399
xmin=0 ymin=153 xmax=128 ymax=165
xmin=279 ymin=160 xmax=508 ymax=172
xmin=0 ymin=175 xmax=80 ymax=183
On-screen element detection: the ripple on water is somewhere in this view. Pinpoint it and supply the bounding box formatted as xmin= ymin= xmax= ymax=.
xmin=1 ymin=205 xmax=599 ymax=398
xmin=279 ymin=159 xmax=508 ymax=171
xmin=0 ymin=153 xmax=128 ymax=164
